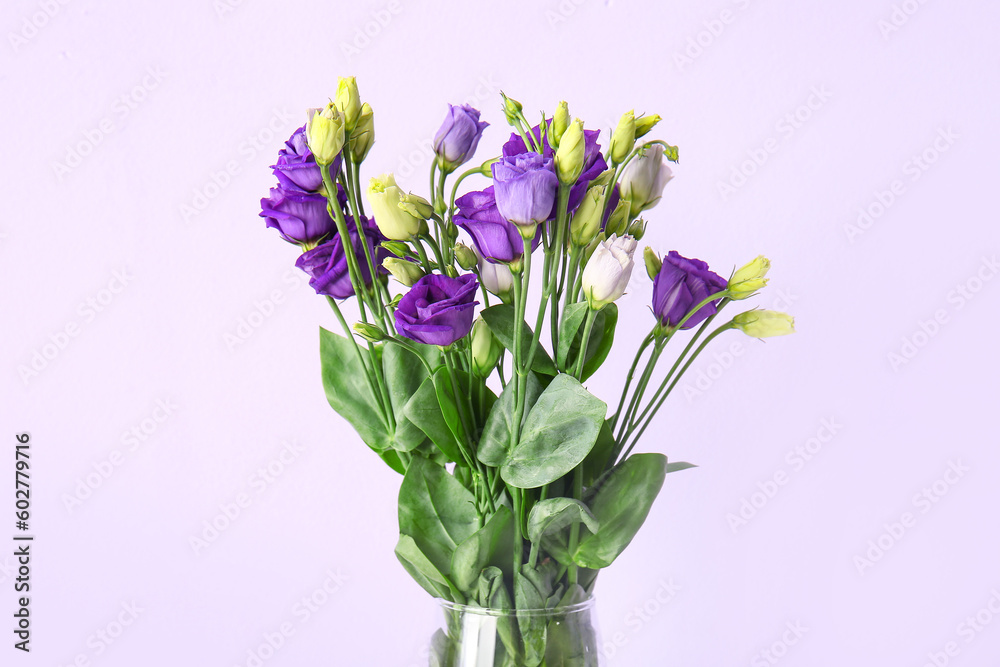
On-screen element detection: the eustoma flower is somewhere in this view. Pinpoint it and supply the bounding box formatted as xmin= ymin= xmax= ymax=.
xmin=433 ymin=104 xmax=489 ymax=172
xmin=651 ymin=251 xmax=727 ymax=329
xmin=491 ymin=153 xmax=559 ymax=231
xmin=259 ymin=187 xmax=340 ymax=245
xmin=453 ymin=187 xmax=540 ymax=263
xmin=582 ymin=234 xmax=638 ymax=309
xmin=732 ymin=310 xmax=795 ymax=338
xmin=366 ymin=174 xmax=425 ymax=240
xmin=620 ymin=144 xmax=673 ymax=218
xmin=270 ymin=126 xmax=340 ymax=193
xmin=395 ymin=273 xmax=480 ymax=346
xmin=294 ymin=216 xmax=383 ymax=298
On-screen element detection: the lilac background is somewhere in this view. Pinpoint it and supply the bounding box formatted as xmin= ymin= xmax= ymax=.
xmin=3 ymin=0 xmax=999 ymax=665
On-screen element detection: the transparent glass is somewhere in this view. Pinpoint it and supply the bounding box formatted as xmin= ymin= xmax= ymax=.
xmin=432 ymin=598 xmax=602 ymax=666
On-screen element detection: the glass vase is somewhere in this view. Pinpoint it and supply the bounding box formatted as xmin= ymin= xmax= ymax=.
xmin=431 ymin=598 xmax=602 ymax=667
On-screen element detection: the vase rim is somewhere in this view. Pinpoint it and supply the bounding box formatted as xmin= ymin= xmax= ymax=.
xmin=438 ymin=596 xmax=595 ymax=617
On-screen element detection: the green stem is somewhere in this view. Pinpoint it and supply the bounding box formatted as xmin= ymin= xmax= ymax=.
xmin=572 ymin=308 xmax=598 ymax=380
xmin=383 ymin=337 xmax=434 ymax=375
xmin=610 ymin=330 xmax=656 ymax=431
xmin=325 ymin=297 xmax=389 ymax=431
xmin=615 ymin=339 xmax=664 ymax=443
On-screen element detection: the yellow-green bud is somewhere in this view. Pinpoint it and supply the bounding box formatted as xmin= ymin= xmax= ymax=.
xmin=335 ymin=76 xmax=362 ymax=132
xmin=353 ymin=321 xmax=385 ymax=343
xmin=555 ymin=119 xmax=586 ymax=185
xmin=627 ymin=218 xmax=647 ymax=240
xmin=570 ymin=184 xmax=606 ymax=246
xmin=633 ymin=114 xmax=661 ymax=139
xmin=609 ymin=110 xmax=636 ymax=165
xmin=479 ymin=157 xmax=500 ymax=177
xmin=366 ymin=174 xmax=423 ymax=240
xmin=349 ymin=102 xmax=374 ymax=162
xmin=550 ymin=101 xmax=570 ymax=149
xmin=381 ymin=241 xmax=410 ymax=258
xmin=728 ymin=255 xmax=771 ymax=299
xmin=470 ymin=318 xmax=503 ymax=377
xmin=399 ymin=192 xmax=434 ymax=220
xmin=604 ymin=198 xmax=631 ymax=237
xmin=382 ymin=258 xmax=424 ymax=287
xmin=644 ymin=247 xmax=662 ymax=280
xmin=501 ymin=91 xmax=523 ymax=125
xmin=306 ymin=103 xmax=346 ymax=166
xmin=732 ymin=310 xmax=795 ymax=338
xmin=454 ymin=243 xmax=478 ymax=271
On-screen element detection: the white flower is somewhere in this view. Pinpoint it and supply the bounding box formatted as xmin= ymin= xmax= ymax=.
xmin=619 ymin=144 xmax=674 ymax=218
xmin=478 ymin=251 xmax=514 ymax=303
xmin=366 ymin=173 xmax=422 ymax=240
xmin=582 ymin=234 xmax=637 ymax=309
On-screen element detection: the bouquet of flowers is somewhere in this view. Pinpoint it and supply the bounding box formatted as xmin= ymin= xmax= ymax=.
xmin=258 ymin=77 xmax=794 ymax=666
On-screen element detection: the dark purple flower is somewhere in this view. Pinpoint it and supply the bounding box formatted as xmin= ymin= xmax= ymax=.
xmin=652 ymin=251 xmax=728 ymax=329
xmin=502 ymin=124 xmax=608 ymax=214
xmin=295 ymin=216 xmax=383 ymax=299
xmin=491 ymin=153 xmax=559 ymax=227
xmin=259 ymin=187 xmax=338 ymax=245
xmin=433 ymin=105 xmax=489 ymax=170
xmin=270 ymin=126 xmax=341 ymax=193
xmin=395 ymin=273 xmax=479 ymax=346
xmin=453 ymin=186 xmax=541 ymax=264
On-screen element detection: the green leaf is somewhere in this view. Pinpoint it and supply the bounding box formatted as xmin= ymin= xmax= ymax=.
xmin=545 ymin=584 xmax=599 ymax=667
xmin=398 ymin=456 xmax=479 ymax=577
xmin=555 ymin=304 xmax=618 ymax=381
xmin=501 ymin=375 xmax=607 ymax=489
xmin=394 ymin=534 xmax=456 ymax=602
xmin=514 ymin=566 xmax=551 ymax=667
xmin=581 ymin=419 xmax=616 ymax=487
xmin=451 ymin=506 xmax=514 ymax=594
xmin=477 ymin=371 xmax=545 ymax=467
xmin=482 ymin=304 xmax=557 ymax=376
xmin=526 ymin=498 xmax=599 ymax=545
xmin=476 ymin=567 xmax=520 ymax=662
xmin=377 ymin=449 xmax=406 ymax=475
xmin=383 ymin=342 xmax=438 ymax=452
xmin=572 ymin=453 xmax=667 ymax=569
xmin=403 ymin=376 xmax=462 ymax=462
xmin=319 ymin=328 xmax=391 ymax=451
xmin=667 ymin=461 xmax=697 ymax=474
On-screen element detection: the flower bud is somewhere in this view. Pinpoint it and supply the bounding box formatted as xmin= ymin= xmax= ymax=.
xmin=335 ymin=76 xmax=362 ymax=132
xmin=454 ymin=243 xmax=478 ymax=271
xmin=381 ymin=241 xmax=410 ymax=258
xmin=643 ymin=247 xmax=661 ymax=280
xmin=582 ymin=234 xmax=638 ymax=309
xmin=349 ymin=102 xmax=374 ymax=162
xmin=501 ymin=91 xmax=524 ymax=125
xmin=732 ymin=310 xmax=795 ymax=338
xmin=367 ymin=173 xmax=423 ymax=240
xmin=470 ymin=318 xmax=503 ymax=377
xmin=399 ymin=192 xmax=434 ymax=220
xmin=478 ymin=252 xmax=514 ymax=303
xmin=550 ymin=101 xmax=570 ymax=149
xmin=383 ymin=257 xmax=425 ymax=287
xmin=306 ymin=103 xmax=346 ymax=166
xmin=728 ymin=255 xmax=771 ymax=299
xmin=353 ymin=321 xmax=385 ymax=343
xmin=633 ymin=114 xmax=661 ymax=139
xmin=570 ymin=184 xmax=606 ymax=246
xmin=608 ymin=110 xmax=636 ymax=165
xmin=479 ymin=157 xmax=500 ymax=177
xmin=627 ymin=218 xmax=647 ymax=240
xmin=555 ymin=119 xmax=585 ymax=185
xmin=620 ymin=144 xmax=674 ymax=218
xmin=604 ymin=197 xmax=631 ymax=237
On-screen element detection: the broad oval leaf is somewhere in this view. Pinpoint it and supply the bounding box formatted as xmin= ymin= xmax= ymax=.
xmin=383 ymin=342 xmax=438 ymax=452
xmin=320 ymin=328 xmax=392 ymax=452
xmin=501 ymin=374 xmax=607 ymax=489
xmin=477 ymin=371 xmax=545 ymax=467
xmin=451 ymin=506 xmax=513 ymax=594
xmin=526 ymin=498 xmax=599 ymax=545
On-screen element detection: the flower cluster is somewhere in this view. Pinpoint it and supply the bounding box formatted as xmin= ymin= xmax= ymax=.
xmin=254 ymin=82 xmax=795 ymax=663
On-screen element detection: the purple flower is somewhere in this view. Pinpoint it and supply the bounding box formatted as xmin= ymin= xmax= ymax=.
xmin=395 ymin=273 xmax=479 ymax=346
xmin=270 ymin=126 xmax=341 ymax=193
xmin=260 ymin=187 xmax=338 ymax=245
xmin=501 ymin=124 xmax=608 ymax=214
xmin=295 ymin=216 xmax=384 ymax=299
xmin=491 ymin=153 xmax=560 ymax=228
xmin=453 ymin=186 xmax=540 ymax=264
xmin=652 ymin=251 xmax=728 ymax=329
xmin=433 ymin=105 xmax=489 ymax=170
